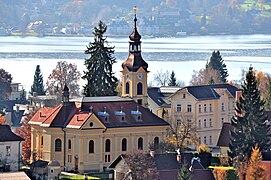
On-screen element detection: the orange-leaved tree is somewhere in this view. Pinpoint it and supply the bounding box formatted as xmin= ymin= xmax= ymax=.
xmin=16 ymin=109 xmax=35 ymax=163
xmin=246 ymin=145 xmax=266 ymax=180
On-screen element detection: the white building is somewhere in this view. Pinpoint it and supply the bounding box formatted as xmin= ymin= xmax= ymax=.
xmin=0 ymin=124 xmax=24 ymax=172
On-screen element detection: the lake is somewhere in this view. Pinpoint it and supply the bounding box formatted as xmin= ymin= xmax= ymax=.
xmin=0 ymin=34 xmax=271 ymax=92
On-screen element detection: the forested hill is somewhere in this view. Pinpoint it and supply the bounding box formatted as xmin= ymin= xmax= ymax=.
xmin=0 ymin=0 xmax=270 ymax=35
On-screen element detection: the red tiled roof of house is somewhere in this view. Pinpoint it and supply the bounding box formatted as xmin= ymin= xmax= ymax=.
xmin=66 ymin=112 xmax=92 ymax=128
xmin=29 ymin=97 xmax=169 ymax=129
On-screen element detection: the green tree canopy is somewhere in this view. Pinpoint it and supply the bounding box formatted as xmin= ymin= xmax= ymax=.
xmin=228 ymin=67 xmax=271 ymax=169
xmin=82 ymin=21 xmax=118 ymax=97
xmin=30 ymin=65 xmax=46 ymax=96
xmin=0 ymin=68 xmax=12 ymax=100
xmin=206 ymin=51 xmax=228 ymax=83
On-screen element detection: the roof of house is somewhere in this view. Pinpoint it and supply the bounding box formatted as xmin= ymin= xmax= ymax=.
xmin=148 ymin=87 xmax=170 ymax=108
xmin=0 ymin=124 xmax=24 ymax=142
xmin=217 ymin=123 xmax=233 ymax=147
xmin=0 ymin=172 xmax=30 ymax=180
xmin=109 ymin=153 xmax=214 ymax=180
xmin=11 ymin=110 xmax=24 ymax=126
xmin=30 ymin=160 xmax=49 ymax=168
xmin=172 ymin=84 xmax=239 ymax=100
xmin=192 ymin=169 xmax=215 ymax=180
xmin=29 ymin=96 xmax=169 ymax=129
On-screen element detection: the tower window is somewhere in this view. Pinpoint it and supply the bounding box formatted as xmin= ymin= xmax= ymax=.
xmin=126 ymin=82 xmax=130 ymax=94
xmin=137 ymin=83 xmax=143 ymax=95
xmin=154 ymin=137 xmax=159 ymax=149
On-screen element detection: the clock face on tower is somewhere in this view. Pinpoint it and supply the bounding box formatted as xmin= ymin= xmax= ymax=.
xmin=137 ymin=73 xmax=143 ymax=80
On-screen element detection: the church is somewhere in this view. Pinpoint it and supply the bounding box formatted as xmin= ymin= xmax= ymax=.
xmin=29 ymin=11 xmax=169 ymax=172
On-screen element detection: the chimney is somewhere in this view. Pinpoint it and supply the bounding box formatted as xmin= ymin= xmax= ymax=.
xmin=150 ymin=151 xmax=155 ymax=158
xmin=235 ymin=90 xmax=242 ymax=102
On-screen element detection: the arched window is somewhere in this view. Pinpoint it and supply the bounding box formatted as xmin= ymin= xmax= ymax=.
xmin=154 ymin=137 xmax=159 ymax=149
xmin=55 ymin=139 xmax=61 ymax=152
xmin=137 ymin=83 xmax=143 ymax=95
xmin=68 ymin=139 xmax=71 ymax=150
xmin=126 ymin=82 xmax=130 ymax=94
xmin=105 ymin=139 xmax=111 ymax=152
xmin=122 ymin=138 xmax=127 ymax=151
xmin=138 ymin=137 xmax=143 ymax=150
xmin=89 ymin=140 xmax=94 ymax=153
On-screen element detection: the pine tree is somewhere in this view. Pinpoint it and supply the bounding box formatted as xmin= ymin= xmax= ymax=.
xmin=246 ymin=145 xmax=265 ymax=180
xmin=206 ymin=51 xmax=228 ymax=83
xmin=30 ymin=65 xmax=46 ymax=95
xmin=229 ymin=67 xmax=271 ymax=168
xmin=82 ymin=21 xmax=118 ymax=97
xmin=168 ymin=70 xmax=177 ymax=86
xmin=178 ymin=160 xmax=191 ymax=180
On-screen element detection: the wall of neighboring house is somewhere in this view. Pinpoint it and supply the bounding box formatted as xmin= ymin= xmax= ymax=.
xmin=170 ymin=88 xmax=236 ymax=148
xmin=0 ymin=141 xmax=21 ymax=171
xmin=31 ymin=125 xmax=167 ymax=172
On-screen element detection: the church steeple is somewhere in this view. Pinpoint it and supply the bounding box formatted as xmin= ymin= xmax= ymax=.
xmin=121 ymin=6 xmax=149 ymax=108
xmin=122 ymin=6 xmax=148 ymax=72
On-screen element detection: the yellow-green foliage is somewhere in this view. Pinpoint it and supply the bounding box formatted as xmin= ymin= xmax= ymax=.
xmin=246 ymin=146 xmax=266 ymax=180
xmin=197 ymin=144 xmax=210 ymax=154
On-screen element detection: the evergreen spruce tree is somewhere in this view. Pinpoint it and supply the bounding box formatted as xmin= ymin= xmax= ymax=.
xmin=82 ymin=21 xmax=117 ymax=97
xmin=168 ymin=70 xmax=178 ymax=86
xmin=30 ymin=65 xmax=45 ymax=95
xmin=246 ymin=145 xmax=265 ymax=180
xmin=228 ymin=67 xmax=271 ymax=168
xmin=206 ymin=51 xmax=228 ymax=83
xmin=178 ymin=160 xmax=191 ymax=180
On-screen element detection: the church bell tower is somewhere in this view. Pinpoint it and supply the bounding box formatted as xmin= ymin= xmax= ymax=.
xmin=121 ymin=6 xmax=148 ymax=107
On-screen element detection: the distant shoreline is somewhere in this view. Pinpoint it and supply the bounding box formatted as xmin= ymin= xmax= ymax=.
xmin=1 ymin=31 xmax=271 ymax=38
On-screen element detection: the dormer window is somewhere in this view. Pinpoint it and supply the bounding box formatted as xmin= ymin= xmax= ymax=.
xmin=98 ymin=107 xmax=110 ymax=123
xmin=131 ymin=106 xmax=142 ymax=121
xmin=115 ymin=109 xmax=126 ymax=122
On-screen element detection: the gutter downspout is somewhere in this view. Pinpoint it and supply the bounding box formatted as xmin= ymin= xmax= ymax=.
xmin=62 ymin=128 xmax=66 ymax=171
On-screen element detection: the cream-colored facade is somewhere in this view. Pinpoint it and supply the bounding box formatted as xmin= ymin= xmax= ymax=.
xmin=121 ymin=66 xmax=148 ymax=107
xmin=31 ymin=120 xmax=166 ymax=172
xmin=169 ymin=85 xmax=238 ymax=147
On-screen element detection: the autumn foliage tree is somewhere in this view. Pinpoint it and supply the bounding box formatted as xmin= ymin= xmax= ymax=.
xmin=189 ymin=67 xmax=222 ymax=86
xmin=165 ymin=116 xmax=198 ymax=152
xmin=246 ymin=145 xmax=266 ymax=180
xmin=47 ymin=61 xmax=81 ymax=97
xmin=124 ymin=150 xmax=159 ymax=180
xmin=16 ymin=110 xmax=35 ymax=163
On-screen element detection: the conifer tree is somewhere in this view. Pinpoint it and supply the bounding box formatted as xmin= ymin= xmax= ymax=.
xmin=246 ymin=145 xmax=265 ymax=180
xmin=168 ymin=70 xmax=177 ymax=86
xmin=178 ymin=160 xmax=191 ymax=180
xmin=82 ymin=21 xmax=117 ymax=97
xmin=228 ymin=67 xmax=271 ymax=169
xmin=206 ymin=51 xmax=228 ymax=83
xmin=30 ymin=65 xmax=46 ymax=95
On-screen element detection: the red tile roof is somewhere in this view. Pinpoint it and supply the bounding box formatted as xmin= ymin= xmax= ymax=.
xmin=29 ymin=97 xmax=169 ymax=129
